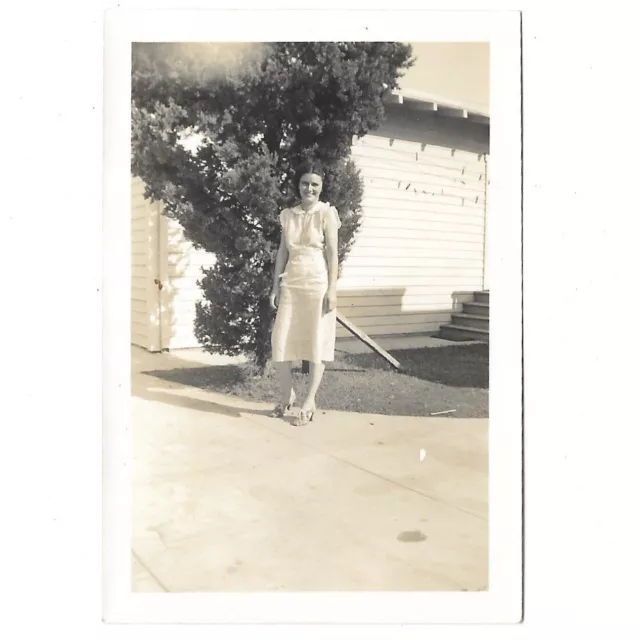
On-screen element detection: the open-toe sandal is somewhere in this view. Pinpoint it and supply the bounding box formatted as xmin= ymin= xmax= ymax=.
xmin=293 ymin=406 xmax=315 ymax=427
xmin=270 ymin=390 xmax=296 ymax=418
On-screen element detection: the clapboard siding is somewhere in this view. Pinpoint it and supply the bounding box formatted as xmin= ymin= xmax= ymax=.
xmin=362 ymin=193 xmax=485 ymax=211
xmin=338 ymin=321 xmax=439 ymax=338
xmin=361 ymin=192 xmax=486 ymax=213
xmin=164 ymin=277 xmax=205 ymax=292
xmin=168 ymin=252 xmax=217 ymax=268
xmin=343 ymin=256 xmax=483 ymax=269
xmin=338 ymin=285 xmax=482 ymax=298
xmin=358 ymin=217 xmax=484 ymax=235
xmin=352 ymin=148 xmax=486 ymax=179
xmin=161 ymin=216 xmax=216 ymax=350
xmin=131 ymin=298 xmax=147 ymax=313
xmin=338 ymin=277 xmax=484 ymax=290
xmin=166 ymin=278 xmax=207 ymax=294
xmin=352 ymin=140 xmax=485 ymax=170
xmin=336 ymin=285 xmax=484 ymax=339
xmin=360 ymin=176 xmax=485 ymax=204
xmin=356 ymin=198 xmax=485 ymax=218
xmin=353 ymin=228 xmax=483 ymax=243
xmin=340 ymin=304 xmax=459 ymax=318
xmin=354 ymin=133 xmax=485 ymax=161
xmin=352 ymin=153 xmax=486 ymax=180
xmin=350 ymin=237 xmax=484 ymax=252
xmin=339 ymin=293 xmax=464 ymax=306
xmin=362 ymin=192 xmax=484 ymax=210
xmin=342 ymin=267 xmax=481 ymax=279
xmin=345 ymin=311 xmax=453 ymax=326
xmin=346 ymin=250 xmax=483 ymax=262
xmin=166 ymin=263 xmax=214 ymax=279
xmin=338 ymin=107 xmax=488 ymax=337
xmin=131 ymin=289 xmax=147 ymax=304
xmin=130 ymin=176 xmax=154 ymax=349
xmin=130 ymin=177 xmax=215 ymax=351
xmin=361 ymin=220 xmax=477 ymax=237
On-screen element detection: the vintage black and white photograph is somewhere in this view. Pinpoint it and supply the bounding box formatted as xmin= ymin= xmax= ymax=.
xmin=103 ymin=9 xmax=522 ymax=624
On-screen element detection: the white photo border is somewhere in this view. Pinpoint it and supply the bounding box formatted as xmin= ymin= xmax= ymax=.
xmin=103 ymin=8 xmax=522 ymax=624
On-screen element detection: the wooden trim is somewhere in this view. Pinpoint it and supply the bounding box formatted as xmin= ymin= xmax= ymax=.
xmin=436 ymin=106 xmax=469 ymax=119
xmin=146 ymin=200 xmax=162 ymax=352
xmin=482 ymin=155 xmax=490 ymax=290
xmin=404 ymin=99 xmax=438 ymax=112
xmin=387 ymin=88 xmax=490 ymax=119
xmin=383 ymin=91 xmax=404 ymax=105
xmin=157 ymin=202 xmax=171 ymax=350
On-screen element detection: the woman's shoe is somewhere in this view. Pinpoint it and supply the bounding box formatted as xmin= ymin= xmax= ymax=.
xmin=270 ymin=403 xmax=289 ymax=418
xmin=293 ymin=404 xmax=315 ymax=427
xmin=271 ymin=390 xmax=296 ymax=418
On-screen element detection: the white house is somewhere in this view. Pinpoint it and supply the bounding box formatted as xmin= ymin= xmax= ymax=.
xmin=131 ymin=179 xmax=217 ymax=351
xmin=131 ymin=87 xmax=490 ymax=352
xmin=334 ymin=89 xmax=489 ymax=341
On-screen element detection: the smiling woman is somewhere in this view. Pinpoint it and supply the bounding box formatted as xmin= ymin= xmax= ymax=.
xmin=269 ymin=160 xmax=342 ymax=426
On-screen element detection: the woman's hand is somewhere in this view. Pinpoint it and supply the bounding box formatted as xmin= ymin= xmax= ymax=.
xmin=324 ymin=287 xmax=337 ymax=314
xmin=269 ymin=288 xmax=279 ymax=310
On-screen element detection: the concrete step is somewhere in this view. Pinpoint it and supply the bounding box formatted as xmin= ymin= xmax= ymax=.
xmin=474 ymin=291 xmax=490 ymax=304
xmin=440 ymin=323 xmax=489 ymax=342
xmin=451 ymin=313 xmax=490 ymax=331
xmin=463 ymin=302 xmax=489 ymax=317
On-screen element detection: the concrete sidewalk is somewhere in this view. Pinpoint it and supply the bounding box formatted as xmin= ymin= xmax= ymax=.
xmin=131 ymin=347 xmax=488 ymax=592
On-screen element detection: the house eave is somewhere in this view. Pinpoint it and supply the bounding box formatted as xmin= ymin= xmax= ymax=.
xmin=385 ymin=88 xmax=490 ymax=124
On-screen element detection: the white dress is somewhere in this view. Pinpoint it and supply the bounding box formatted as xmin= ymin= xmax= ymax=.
xmin=271 ymin=200 xmax=341 ymax=363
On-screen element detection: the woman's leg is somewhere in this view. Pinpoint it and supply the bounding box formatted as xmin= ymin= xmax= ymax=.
xmin=274 ymin=361 xmax=295 ymax=405
xmin=301 ymin=361 xmax=325 ymax=411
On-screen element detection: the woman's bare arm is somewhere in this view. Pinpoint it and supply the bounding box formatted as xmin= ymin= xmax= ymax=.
xmin=270 ymin=234 xmax=289 ymax=308
xmin=324 ymin=209 xmax=339 ymax=312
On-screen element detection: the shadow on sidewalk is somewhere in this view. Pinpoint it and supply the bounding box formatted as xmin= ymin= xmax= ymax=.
xmin=133 ymin=372 xmax=279 ymax=420
xmin=132 ymin=348 xmax=274 ymax=420
xmin=133 ymin=378 xmax=242 ymax=418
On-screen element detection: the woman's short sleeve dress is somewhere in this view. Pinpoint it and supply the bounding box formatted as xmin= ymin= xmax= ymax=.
xmin=271 ymin=201 xmax=341 ymax=363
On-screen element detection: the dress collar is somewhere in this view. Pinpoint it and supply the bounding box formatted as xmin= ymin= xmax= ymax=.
xmin=292 ymin=201 xmax=328 ymax=215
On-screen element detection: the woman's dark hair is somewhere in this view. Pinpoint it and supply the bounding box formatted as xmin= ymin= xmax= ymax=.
xmin=293 ymin=160 xmax=326 ymax=191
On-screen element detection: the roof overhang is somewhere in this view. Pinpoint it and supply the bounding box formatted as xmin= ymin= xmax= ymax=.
xmin=384 ymin=88 xmax=490 ymax=125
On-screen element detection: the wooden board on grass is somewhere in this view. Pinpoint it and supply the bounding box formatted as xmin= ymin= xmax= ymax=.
xmin=336 ymin=310 xmax=403 ymax=371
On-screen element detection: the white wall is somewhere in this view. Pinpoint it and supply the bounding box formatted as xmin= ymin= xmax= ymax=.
xmin=336 ymin=105 xmax=489 ymax=337
xmin=160 ymin=216 xmax=216 ymax=350
xmin=130 ymin=176 xmax=216 ymax=351
xmin=131 ymin=176 xmax=160 ymax=350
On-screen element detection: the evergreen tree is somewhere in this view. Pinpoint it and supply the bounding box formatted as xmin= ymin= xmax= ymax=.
xmin=132 ymin=42 xmax=414 ymax=370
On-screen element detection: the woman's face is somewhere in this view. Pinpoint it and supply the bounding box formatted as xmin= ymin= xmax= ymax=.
xmin=298 ymin=172 xmax=323 ymax=207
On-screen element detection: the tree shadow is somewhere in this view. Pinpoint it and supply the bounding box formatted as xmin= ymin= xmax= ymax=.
xmin=134 ymin=369 xmax=280 ymax=419
xmin=341 ymin=343 xmax=489 ymax=389
xmin=131 ymin=347 xmax=275 ymax=419
xmin=134 ymin=380 xmax=243 ymax=418
xmin=138 ymin=338 xmax=488 ymax=412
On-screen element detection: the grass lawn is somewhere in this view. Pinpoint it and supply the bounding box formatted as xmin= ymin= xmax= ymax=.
xmin=145 ymin=343 xmax=489 ymax=419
